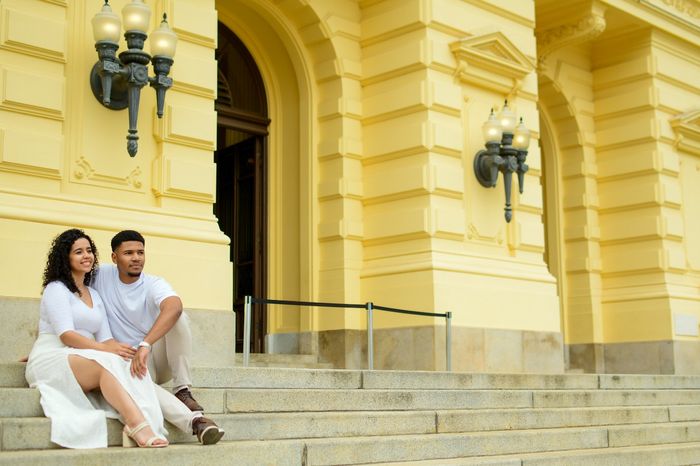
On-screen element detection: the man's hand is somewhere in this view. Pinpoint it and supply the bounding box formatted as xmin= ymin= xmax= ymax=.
xmin=101 ymin=340 xmax=137 ymax=360
xmin=130 ymin=346 xmax=149 ymax=379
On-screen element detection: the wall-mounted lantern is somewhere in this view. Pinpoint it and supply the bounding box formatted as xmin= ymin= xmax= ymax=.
xmin=90 ymin=0 xmax=177 ymax=157
xmin=473 ymin=100 xmax=531 ymax=222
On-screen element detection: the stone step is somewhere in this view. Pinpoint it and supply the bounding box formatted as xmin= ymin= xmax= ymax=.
xmin=519 ymin=441 xmax=700 ymax=466
xmin=0 ymin=440 xmax=304 ymax=466
xmin=0 ymin=426 xmax=667 ymax=465
xmin=0 ymin=387 xmax=533 ymax=417
xmin=1 ymin=410 xmax=436 ymax=451
xmin=0 ymin=388 xmax=42 ymax=417
xmin=224 ymin=389 xmax=534 ymax=412
xmin=6 ymin=385 xmax=700 ymax=418
xmin=5 ymin=362 xmax=700 ymax=390
xmin=533 ymin=389 xmax=700 ymax=408
xmin=0 ymin=363 xmax=26 ymax=388
xmin=190 ymin=366 xmax=362 ymax=389
xmin=301 ymin=423 xmax=700 ymax=465
xmin=224 ymin=388 xmax=700 ymax=412
xmin=437 ymin=405 xmax=677 ymax=432
xmin=364 ymin=442 xmax=700 ymax=466
xmin=607 ymin=420 xmax=700 ymax=447
xmin=9 ymin=406 xmax=700 ymax=451
xmin=0 ymin=364 xmax=361 ymax=389
xmin=302 ymin=427 xmax=610 ymax=465
xmin=231 ymin=353 xmax=334 ymax=369
xmin=232 ymin=361 xmax=335 ymax=369
xmin=361 ymin=371 xmax=598 ymax=390
xmin=193 ymin=368 xmax=700 ymax=391
xmin=5 ymin=435 xmax=700 ymax=466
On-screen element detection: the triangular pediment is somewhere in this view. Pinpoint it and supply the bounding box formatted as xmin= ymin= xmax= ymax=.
xmin=451 ymin=31 xmax=535 ymax=80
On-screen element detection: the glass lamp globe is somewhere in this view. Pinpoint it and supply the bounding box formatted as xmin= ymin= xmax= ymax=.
xmin=92 ymin=1 xmax=121 ymax=43
xmin=513 ymin=118 xmax=531 ymax=150
xmin=150 ymin=14 xmax=177 ymax=58
xmin=498 ymin=100 xmax=517 ymax=134
xmin=122 ymin=0 xmax=151 ymax=34
xmin=481 ymin=109 xmax=503 ymax=144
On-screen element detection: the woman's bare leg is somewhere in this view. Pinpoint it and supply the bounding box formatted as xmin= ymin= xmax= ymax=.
xmin=67 ymin=355 xmax=167 ymax=446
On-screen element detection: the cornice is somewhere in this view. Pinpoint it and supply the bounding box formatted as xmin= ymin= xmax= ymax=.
xmin=617 ymin=0 xmax=700 ymax=37
xmin=536 ymin=2 xmax=607 ymax=67
xmin=660 ymin=0 xmax=700 ymax=19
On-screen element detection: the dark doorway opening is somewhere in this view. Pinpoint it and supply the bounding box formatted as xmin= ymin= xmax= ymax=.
xmin=215 ymin=23 xmax=270 ymax=353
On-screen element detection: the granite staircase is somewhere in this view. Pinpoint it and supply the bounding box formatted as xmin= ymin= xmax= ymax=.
xmin=2 ymin=363 xmax=700 ymax=465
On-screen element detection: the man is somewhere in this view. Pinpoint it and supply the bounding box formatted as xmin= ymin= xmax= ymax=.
xmin=92 ymin=230 xmax=224 ymax=445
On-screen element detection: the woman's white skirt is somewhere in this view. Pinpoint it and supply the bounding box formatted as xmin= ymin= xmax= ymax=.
xmin=25 ymin=333 xmax=167 ymax=449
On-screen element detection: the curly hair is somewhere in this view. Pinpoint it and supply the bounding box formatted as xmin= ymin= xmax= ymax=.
xmin=42 ymin=229 xmax=99 ymax=295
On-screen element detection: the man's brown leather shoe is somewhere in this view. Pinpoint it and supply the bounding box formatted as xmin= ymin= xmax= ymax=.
xmin=192 ymin=416 xmax=225 ymax=445
xmin=174 ymin=387 xmax=204 ymax=412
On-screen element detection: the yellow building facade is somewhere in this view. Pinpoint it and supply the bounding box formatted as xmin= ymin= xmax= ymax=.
xmin=0 ymin=0 xmax=699 ymax=374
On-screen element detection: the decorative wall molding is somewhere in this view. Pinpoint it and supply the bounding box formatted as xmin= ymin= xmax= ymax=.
xmin=536 ymin=2 xmax=607 ymax=69
xmin=0 ymin=6 xmax=66 ymax=63
xmin=153 ymin=105 xmax=216 ymax=151
xmin=73 ymin=156 xmax=144 ymax=191
xmin=163 ymin=0 xmax=217 ymax=49
xmin=151 ymin=155 xmax=215 ymax=202
xmin=670 ymin=109 xmax=700 ymax=156
xmin=0 ymin=128 xmax=62 ymax=179
xmin=661 ymin=0 xmax=700 ymax=19
xmin=450 ymin=31 xmax=535 ymax=97
xmin=0 ymin=67 xmax=64 ymax=121
xmin=467 ymin=222 xmax=504 ymax=245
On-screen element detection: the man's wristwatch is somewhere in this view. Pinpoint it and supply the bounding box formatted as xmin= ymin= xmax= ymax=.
xmin=138 ymin=341 xmax=151 ymax=350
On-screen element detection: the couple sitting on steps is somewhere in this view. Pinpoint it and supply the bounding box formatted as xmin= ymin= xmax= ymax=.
xmin=25 ymin=229 xmax=225 ymax=449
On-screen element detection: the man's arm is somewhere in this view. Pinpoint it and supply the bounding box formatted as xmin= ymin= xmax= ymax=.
xmin=130 ymin=295 xmax=183 ymax=378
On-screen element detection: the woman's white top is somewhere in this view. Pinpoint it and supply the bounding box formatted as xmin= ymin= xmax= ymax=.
xmin=37 ymin=281 xmax=112 ymax=341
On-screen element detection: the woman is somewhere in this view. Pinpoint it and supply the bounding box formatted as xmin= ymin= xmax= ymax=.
xmin=25 ymin=229 xmax=168 ymax=449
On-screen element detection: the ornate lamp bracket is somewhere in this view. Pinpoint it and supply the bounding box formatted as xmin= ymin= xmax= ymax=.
xmin=90 ymin=2 xmax=176 ymax=157
xmin=473 ymin=103 xmax=531 ymax=223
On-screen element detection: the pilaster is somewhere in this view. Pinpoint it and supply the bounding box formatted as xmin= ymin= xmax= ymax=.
xmin=536 ymin=0 xmax=607 ymax=372
xmin=593 ymin=26 xmax=700 ymax=363
xmin=357 ymin=0 xmax=560 ymax=372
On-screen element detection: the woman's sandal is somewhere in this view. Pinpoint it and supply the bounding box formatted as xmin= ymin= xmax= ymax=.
xmin=122 ymin=421 xmax=168 ymax=448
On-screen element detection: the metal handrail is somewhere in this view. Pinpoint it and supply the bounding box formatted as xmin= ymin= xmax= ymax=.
xmin=242 ymin=296 xmax=452 ymax=371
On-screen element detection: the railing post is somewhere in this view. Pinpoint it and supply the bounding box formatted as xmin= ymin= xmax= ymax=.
xmin=445 ymin=311 xmax=452 ymax=372
xmin=243 ymin=295 xmax=252 ymax=367
xmin=367 ymin=302 xmax=374 ymax=370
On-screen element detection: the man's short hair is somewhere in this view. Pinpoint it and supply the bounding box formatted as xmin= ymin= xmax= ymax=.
xmin=111 ymin=230 xmax=146 ymax=252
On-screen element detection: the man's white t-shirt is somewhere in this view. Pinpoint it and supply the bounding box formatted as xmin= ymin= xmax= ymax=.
xmin=92 ymin=264 xmax=178 ymax=346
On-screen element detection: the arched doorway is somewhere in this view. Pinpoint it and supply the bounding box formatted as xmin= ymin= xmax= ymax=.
xmin=215 ymin=23 xmax=270 ymax=353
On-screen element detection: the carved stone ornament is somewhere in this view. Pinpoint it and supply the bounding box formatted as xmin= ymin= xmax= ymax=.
xmin=661 ymin=0 xmax=700 ymax=19
xmin=451 ymin=31 xmax=535 ymax=97
xmin=670 ymin=109 xmax=700 ymax=156
xmin=73 ymin=156 xmax=143 ymax=190
xmin=536 ymin=3 xmax=607 ymax=68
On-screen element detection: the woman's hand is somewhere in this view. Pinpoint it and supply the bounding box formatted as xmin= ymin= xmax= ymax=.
xmin=100 ymin=339 xmax=137 ymax=360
